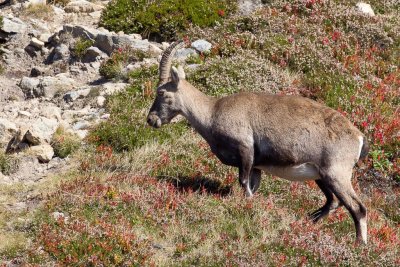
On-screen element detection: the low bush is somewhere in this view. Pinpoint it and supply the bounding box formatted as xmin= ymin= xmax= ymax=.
xmin=0 ymin=151 xmax=19 ymax=175
xmin=99 ymin=47 xmax=148 ymax=80
xmin=71 ymin=38 xmax=94 ymax=60
xmin=51 ymin=127 xmax=81 ymax=159
xmin=21 ymin=4 xmax=54 ymax=20
xmin=99 ymin=0 xmax=237 ymax=41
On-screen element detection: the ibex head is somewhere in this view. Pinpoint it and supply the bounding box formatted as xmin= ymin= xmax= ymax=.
xmin=147 ymin=41 xmax=186 ymax=128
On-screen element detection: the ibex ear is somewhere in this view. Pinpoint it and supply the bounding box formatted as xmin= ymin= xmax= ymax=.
xmin=171 ymin=65 xmax=186 ymax=84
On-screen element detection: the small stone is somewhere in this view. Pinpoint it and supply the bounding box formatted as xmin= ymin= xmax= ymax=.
xmin=30 ymin=67 xmax=46 ymax=77
xmin=38 ymin=33 xmax=52 ymax=43
xmin=72 ymin=120 xmax=90 ymax=131
xmin=191 ymin=40 xmax=212 ymax=53
xmin=356 ymin=2 xmax=375 ymax=16
xmin=25 ymin=45 xmax=39 ymax=57
xmin=19 ymin=77 xmax=40 ymax=98
xmin=100 ymin=113 xmax=110 ymax=120
xmin=18 ymin=110 xmax=32 ymax=118
xmin=100 ymin=82 xmax=128 ymax=96
xmin=51 ymin=211 xmax=67 ymax=221
xmin=64 ymin=0 xmax=104 ymax=13
xmin=30 ymin=144 xmax=54 ymax=163
xmin=30 ymin=37 xmax=45 ymax=49
xmin=96 ymin=96 xmax=106 ymax=107
xmin=148 ymin=43 xmax=163 ymax=56
xmin=82 ymin=46 xmax=106 ymax=62
xmin=51 ymin=44 xmax=69 ymax=62
xmin=63 ymin=88 xmax=90 ymax=102
xmin=161 ymin=42 xmax=170 ymax=50
xmin=175 ymin=48 xmax=198 ymax=60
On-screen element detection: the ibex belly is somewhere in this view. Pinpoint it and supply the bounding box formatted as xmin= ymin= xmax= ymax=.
xmin=256 ymin=163 xmax=320 ymax=181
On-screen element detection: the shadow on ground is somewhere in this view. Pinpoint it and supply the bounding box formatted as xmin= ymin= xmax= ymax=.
xmin=157 ymin=175 xmax=232 ymax=196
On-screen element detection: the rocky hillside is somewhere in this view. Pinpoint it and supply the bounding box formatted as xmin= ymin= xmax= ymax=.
xmin=0 ymin=0 xmax=399 ymax=266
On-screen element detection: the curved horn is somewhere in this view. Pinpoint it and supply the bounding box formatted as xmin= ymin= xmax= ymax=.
xmin=158 ymin=41 xmax=185 ymax=86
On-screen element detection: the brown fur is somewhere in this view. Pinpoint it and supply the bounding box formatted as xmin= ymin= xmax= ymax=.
xmin=147 ymin=43 xmax=369 ymax=244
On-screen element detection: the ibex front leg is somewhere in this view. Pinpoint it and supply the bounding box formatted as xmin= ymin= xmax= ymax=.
xmin=238 ymin=144 xmax=255 ymax=197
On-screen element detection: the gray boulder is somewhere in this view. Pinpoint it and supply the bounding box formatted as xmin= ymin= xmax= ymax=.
xmin=191 ymin=40 xmax=212 ymax=53
xmin=30 ymin=144 xmax=54 ymax=163
xmin=1 ymin=17 xmax=27 ymax=34
xmin=64 ymin=0 xmax=104 ymax=13
xmin=82 ymin=46 xmax=107 ymax=62
xmin=175 ymin=48 xmax=198 ymax=60
xmin=95 ymin=33 xmax=150 ymax=55
xmin=51 ymin=44 xmax=70 ymax=62
xmin=20 ymin=75 xmax=75 ymax=98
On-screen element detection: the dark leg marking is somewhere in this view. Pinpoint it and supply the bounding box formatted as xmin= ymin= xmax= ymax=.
xmin=309 ymin=179 xmax=342 ymax=223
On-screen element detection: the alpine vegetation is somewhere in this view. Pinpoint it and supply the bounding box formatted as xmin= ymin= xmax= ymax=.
xmin=148 ymin=41 xmax=370 ymax=244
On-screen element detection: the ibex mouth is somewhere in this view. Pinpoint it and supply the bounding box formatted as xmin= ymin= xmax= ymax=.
xmin=147 ymin=114 xmax=162 ymax=128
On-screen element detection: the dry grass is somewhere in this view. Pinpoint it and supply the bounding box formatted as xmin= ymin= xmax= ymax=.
xmin=1 ymin=0 xmax=399 ymax=265
xmin=21 ymin=4 xmax=54 ymax=21
xmin=24 ymin=131 xmax=400 ymax=265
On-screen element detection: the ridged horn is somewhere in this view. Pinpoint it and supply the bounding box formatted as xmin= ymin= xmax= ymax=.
xmin=158 ymin=41 xmax=185 ymax=86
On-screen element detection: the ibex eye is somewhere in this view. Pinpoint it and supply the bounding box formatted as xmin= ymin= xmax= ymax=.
xmin=157 ymin=91 xmax=164 ymax=96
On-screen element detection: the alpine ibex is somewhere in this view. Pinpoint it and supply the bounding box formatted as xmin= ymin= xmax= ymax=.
xmin=147 ymin=41 xmax=369 ymax=244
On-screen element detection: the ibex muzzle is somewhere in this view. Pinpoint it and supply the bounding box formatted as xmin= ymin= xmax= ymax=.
xmin=147 ymin=41 xmax=369 ymax=245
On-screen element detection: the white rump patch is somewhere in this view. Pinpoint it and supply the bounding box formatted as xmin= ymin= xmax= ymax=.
xmin=255 ymin=163 xmax=320 ymax=181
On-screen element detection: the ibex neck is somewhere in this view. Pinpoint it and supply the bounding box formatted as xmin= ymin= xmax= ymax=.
xmin=179 ymin=82 xmax=216 ymax=137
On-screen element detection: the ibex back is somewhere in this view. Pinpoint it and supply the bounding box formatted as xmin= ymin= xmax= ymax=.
xmin=147 ymin=41 xmax=369 ymax=244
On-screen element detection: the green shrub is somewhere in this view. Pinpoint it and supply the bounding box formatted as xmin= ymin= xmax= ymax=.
xmin=99 ymin=0 xmax=237 ymax=41
xmin=99 ymin=48 xmax=149 ymax=80
xmin=0 ymin=16 xmax=3 ymax=28
xmin=51 ymin=127 xmax=81 ymax=158
xmin=71 ymin=38 xmax=94 ymax=60
xmin=0 ymin=151 xmax=19 ymax=175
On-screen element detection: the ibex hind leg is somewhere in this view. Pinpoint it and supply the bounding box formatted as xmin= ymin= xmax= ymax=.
xmin=321 ymin=168 xmax=367 ymax=244
xmin=309 ymin=179 xmax=342 ymax=223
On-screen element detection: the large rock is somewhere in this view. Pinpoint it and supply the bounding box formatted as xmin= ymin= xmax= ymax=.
xmin=95 ymin=33 xmax=150 ymax=55
xmin=51 ymin=44 xmax=70 ymax=62
xmin=175 ymin=48 xmax=198 ymax=60
xmin=30 ymin=144 xmax=54 ymax=163
xmin=82 ymin=46 xmax=107 ymax=62
xmin=63 ymin=87 xmax=91 ymax=102
xmin=356 ymin=2 xmax=375 ymax=16
xmin=64 ymin=0 xmax=104 ymax=13
xmin=20 ymin=74 xmax=76 ymax=98
xmin=25 ymin=117 xmax=59 ymax=144
xmin=62 ymin=24 xmax=102 ymax=40
xmin=191 ymin=40 xmax=212 ymax=53
xmin=0 ymin=118 xmax=18 ymax=143
xmin=39 ymin=74 xmax=75 ymax=98
xmin=100 ymin=82 xmax=128 ymax=96
xmin=40 ymin=106 xmax=62 ymax=121
xmin=19 ymin=77 xmax=40 ymax=97
xmin=0 ymin=17 xmax=27 ymax=34
xmin=30 ymin=37 xmax=45 ymax=49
